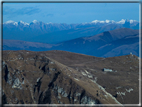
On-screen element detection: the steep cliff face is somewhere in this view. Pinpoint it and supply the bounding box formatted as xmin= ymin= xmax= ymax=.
xmin=2 ymin=50 xmax=139 ymax=105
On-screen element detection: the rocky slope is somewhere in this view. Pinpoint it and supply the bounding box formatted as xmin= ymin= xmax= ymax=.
xmin=2 ymin=50 xmax=139 ymax=105
xmin=44 ymin=50 xmax=140 ymax=104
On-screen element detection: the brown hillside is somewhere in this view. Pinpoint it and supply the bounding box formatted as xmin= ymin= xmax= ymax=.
xmin=2 ymin=50 xmax=140 ymax=105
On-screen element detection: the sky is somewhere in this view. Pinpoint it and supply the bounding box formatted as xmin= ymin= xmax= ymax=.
xmin=3 ymin=2 xmax=139 ymax=24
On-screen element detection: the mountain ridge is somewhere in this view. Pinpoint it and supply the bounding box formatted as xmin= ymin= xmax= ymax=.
xmin=3 ymin=28 xmax=139 ymax=57
xmin=3 ymin=19 xmax=139 ymax=26
xmin=3 ymin=19 xmax=139 ymax=44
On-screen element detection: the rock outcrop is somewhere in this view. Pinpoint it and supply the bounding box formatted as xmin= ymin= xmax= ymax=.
xmin=2 ymin=50 xmax=139 ymax=105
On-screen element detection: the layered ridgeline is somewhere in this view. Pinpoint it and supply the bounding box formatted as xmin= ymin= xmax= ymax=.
xmin=3 ymin=19 xmax=139 ymax=44
xmin=3 ymin=28 xmax=139 ymax=57
xmin=2 ymin=50 xmax=139 ymax=104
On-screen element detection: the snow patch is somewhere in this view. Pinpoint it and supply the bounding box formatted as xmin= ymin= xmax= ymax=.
xmin=19 ymin=21 xmax=29 ymax=25
xmin=74 ymin=78 xmax=79 ymax=81
xmin=81 ymin=72 xmax=87 ymax=76
xmin=130 ymin=19 xmax=137 ymax=24
xmin=84 ymin=69 xmax=89 ymax=74
xmin=126 ymin=88 xmax=133 ymax=93
xmin=4 ymin=20 xmax=18 ymax=26
xmin=117 ymin=92 xmax=125 ymax=96
xmin=116 ymin=19 xmax=126 ymax=24
xmin=91 ymin=19 xmax=138 ymax=24
xmin=32 ymin=20 xmax=38 ymax=23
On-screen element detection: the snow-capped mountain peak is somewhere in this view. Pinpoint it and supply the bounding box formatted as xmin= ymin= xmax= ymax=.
xmin=4 ymin=20 xmax=18 ymax=26
xmin=19 ymin=21 xmax=29 ymax=25
xmin=3 ymin=19 xmax=139 ymax=27
xmin=105 ymin=19 xmax=115 ymax=23
xmin=116 ymin=19 xmax=126 ymax=24
xmin=91 ymin=20 xmax=100 ymax=23
xmin=32 ymin=20 xmax=38 ymax=23
xmin=91 ymin=19 xmax=138 ymax=24
xmin=105 ymin=20 xmax=110 ymax=23
xmin=91 ymin=19 xmax=115 ymax=24
xmin=129 ymin=19 xmax=138 ymax=24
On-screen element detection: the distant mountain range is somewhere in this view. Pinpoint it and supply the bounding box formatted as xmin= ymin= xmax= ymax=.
xmin=3 ymin=39 xmax=55 ymax=51
xmin=3 ymin=19 xmax=139 ymax=44
xmin=51 ymin=28 xmax=139 ymax=57
xmin=3 ymin=28 xmax=139 ymax=57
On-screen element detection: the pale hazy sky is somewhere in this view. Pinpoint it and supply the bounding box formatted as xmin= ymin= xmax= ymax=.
xmin=3 ymin=2 xmax=139 ymax=24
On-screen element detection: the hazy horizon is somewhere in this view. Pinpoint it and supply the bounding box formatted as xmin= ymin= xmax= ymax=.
xmin=3 ymin=3 xmax=139 ymax=24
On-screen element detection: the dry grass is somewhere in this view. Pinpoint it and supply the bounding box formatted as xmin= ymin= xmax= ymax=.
xmin=2 ymin=50 xmax=140 ymax=104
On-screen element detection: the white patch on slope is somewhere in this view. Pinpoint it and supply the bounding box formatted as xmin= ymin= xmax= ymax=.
xmin=91 ymin=19 xmax=138 ymax=24
xmin=116 ymin=19 xmax=126 ymax=24
xmin=32 ymin=20 xmax=38 ymax=23
xmin=4 ymin=20 xmax=18 ymax=26
xmin=90 ymin=79 xmax=122 ymax=105
xmin=19 ymin=21 xmax=29 ymax=25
